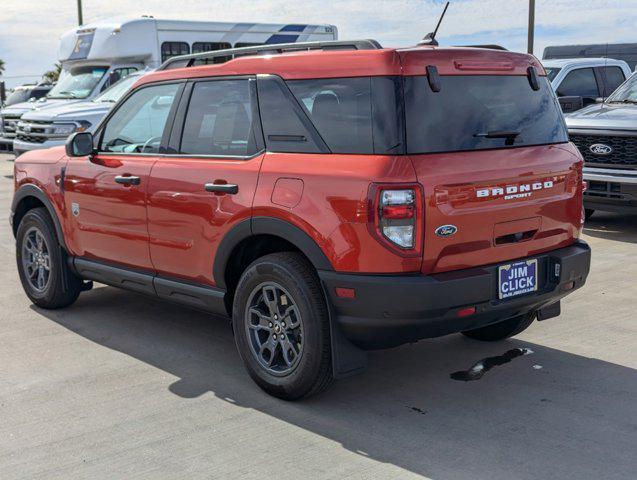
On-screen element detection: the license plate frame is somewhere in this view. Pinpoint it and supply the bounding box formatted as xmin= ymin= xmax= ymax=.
xmin=498 ymin=259 xmax=539 ymax=300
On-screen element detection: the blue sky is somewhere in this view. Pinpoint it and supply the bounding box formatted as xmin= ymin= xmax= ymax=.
xmin=1 ymin=0 xmax=637 ymax=88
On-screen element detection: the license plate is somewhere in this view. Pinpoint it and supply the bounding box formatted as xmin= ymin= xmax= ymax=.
xmin=498 ymin=259 xmax=538 ymax=299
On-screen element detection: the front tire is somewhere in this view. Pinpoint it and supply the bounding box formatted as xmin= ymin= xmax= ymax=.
xmin=461 ymin=312 xmax=536 ymax=341
xmin=16 ymin=208 xmax=82 ymax=309
xmin=232 ymin=252 xmax=333 ymax=400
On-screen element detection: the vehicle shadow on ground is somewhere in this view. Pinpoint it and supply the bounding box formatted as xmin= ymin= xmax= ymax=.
xmin=583 ymin=212 xmax=637 ymax=244
xmin=33 ymin=286 xmax=637 ymax=480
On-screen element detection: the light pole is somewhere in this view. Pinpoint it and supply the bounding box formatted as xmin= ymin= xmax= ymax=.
xmin=527 ymin=0 xmax=535 ymax=54
xmin=77 ymin=0 xmax=83 ymax=26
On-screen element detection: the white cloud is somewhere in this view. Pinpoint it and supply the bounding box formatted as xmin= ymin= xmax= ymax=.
xmin=1 ymin=0 xmax=636 ymax=87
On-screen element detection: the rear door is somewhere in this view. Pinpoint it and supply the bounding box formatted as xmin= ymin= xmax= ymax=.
xmin=402 ymin=67 xmax=583 ymax=275
xmin=597 ymin=65 xmax=627 ymax=97
xmin=146 ymin=77 xmax=264 ymax=286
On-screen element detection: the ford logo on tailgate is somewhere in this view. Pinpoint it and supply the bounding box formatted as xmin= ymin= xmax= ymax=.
xmin=435 ymin=225 xmax=458 ymax=237
xmin=589 ymin=143 xmax=613 ymax=155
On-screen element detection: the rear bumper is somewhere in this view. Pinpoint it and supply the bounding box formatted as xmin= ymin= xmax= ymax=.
xmin=583 ymin=168 xmax=637 ymax=213
xmin=319 ymin=241 xmax=591 ymax=349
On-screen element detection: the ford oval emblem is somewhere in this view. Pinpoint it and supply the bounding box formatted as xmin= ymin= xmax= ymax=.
xmin=435 ymin=224 xmax=458 ymax=237
xmin=589 ymin=143 xmax=613 ymax=155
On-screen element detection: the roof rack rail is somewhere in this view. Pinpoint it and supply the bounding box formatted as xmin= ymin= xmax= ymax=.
xmin=158 ymin=39 xmax=383 ymax=70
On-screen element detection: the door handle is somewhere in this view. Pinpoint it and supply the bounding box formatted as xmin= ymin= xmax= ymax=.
xmin=115 ymin=175 xmax=141 ymax=185
xmin=204 ymin=183 xmax=238 ymax=194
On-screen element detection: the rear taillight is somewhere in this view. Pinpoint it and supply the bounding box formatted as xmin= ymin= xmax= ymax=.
xmin=368 ymin=184 xmax=423 ymax=256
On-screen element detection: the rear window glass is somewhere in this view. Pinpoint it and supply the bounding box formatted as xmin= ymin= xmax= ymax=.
xmin=286 ymin=77 xmax=403 ymax=154
xmin=180 ymin=79 xmax=259 ymax=157
xmin=405 ymin=75 xmax=568 ymax=154
xmin=288 ymin=78 xmax=373 ymax=154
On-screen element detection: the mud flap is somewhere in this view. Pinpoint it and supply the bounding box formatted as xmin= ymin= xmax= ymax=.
xmin=321 ymin=283 xmax=367 ymax=379
xmin=537 ymin=300 xmax=560 ymax=321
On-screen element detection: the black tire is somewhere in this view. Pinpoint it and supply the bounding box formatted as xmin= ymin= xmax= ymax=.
xmin=232 ymin=252 xmax=333 ymax=400
xmin=461 ymin=312 xmax=536 ymax=342
xmin=585 ymin=209 xmax=595 ymax=220
xmin=16 ymin=207 xmax=82 ymax=309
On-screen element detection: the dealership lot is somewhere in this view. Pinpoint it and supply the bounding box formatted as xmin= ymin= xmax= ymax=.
xmin=0 ymin=153 xmax=635 ymax=479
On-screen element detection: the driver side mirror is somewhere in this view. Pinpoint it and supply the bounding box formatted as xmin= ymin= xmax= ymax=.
xmin=66 ymin=131 xmax=95 ymax=157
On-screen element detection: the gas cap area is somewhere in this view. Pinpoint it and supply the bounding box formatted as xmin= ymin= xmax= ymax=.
xmin=271 ymin=178 xmax=304 ymax=208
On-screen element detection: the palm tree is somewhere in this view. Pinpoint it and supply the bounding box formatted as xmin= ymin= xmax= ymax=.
xmin=0 ymin=59 xmax=5 ymax=76
xmin=43 ymin=62 xmax=62 ymax=83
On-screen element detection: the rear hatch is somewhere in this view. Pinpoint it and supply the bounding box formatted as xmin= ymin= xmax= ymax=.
xmin=399 ymin=48 xmax=584 ymax=274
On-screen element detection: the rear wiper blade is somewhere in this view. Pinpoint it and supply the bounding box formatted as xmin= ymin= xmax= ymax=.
xmin=474 ymin=130 xmax=520 ymax=139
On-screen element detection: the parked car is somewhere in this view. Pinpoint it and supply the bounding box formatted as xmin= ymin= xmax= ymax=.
xmin=566 ymin=72 xmax=637 ymax=217
xmin=0 ymin=84 xmax=55 ymax=151
xmin=0 ymin=16 xmax=337 ymax=152
xmin=3 ymin=83 xmax=53 ymax=107
xmin=542 ymin=58 xmax=631 ymax=113
xmin=11 ymin=41 xmax=591 ymax=399
xmin=13 ymin=72 xmax=143 ymax=155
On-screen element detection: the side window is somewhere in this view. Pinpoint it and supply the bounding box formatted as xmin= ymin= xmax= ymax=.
xmin=557 ymin=68 xmax=600 ymax=97
xmin=161 ymin=42 xmax=190 ymax=62
xmin=101 ymin=67 xmax=138 ymax=92
xmin=191 ymin=42 xmax=232 ymax=64
xmin=287 ymin=77 xmax=374 ymax=154
xmin=100 ymin=83 xmax=180 ymax=154
xmin=180 ymin=79 xmax=259 ymax=157
xmin=257 ymin=76 xmax=324 ymax=154
xmin=601 ymin=66 xmax=626 ymax=96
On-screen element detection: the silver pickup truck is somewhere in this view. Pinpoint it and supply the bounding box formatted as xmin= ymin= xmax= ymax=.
xmin=566 ymin=72 xmax=637 ymax=218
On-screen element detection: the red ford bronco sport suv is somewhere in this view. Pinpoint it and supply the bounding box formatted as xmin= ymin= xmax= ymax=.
xmin=11 ymin=40 xmax=590 ymax=399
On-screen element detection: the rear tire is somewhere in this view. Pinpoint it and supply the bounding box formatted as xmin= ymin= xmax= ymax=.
xmin=232 ymin=252 xmax=333 ymax=400
xmin=461 ymin=312 xmax=536 ymax=341
xmin=585 ymin=209 xmax=595 ymax=220
xmin=16 ymin=208 xmax=82 ymax=309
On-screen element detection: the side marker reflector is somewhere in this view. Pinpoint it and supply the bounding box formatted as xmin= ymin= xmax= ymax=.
xmin=457 ymin=306 xmax=476 ymax=318
xmin=335 ymin=287 xmax=356 ymax=299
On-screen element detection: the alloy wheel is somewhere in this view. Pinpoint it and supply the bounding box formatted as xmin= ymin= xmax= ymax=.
xmin=245 ymin=282 xmax=304 ymax=376
xmin=21 ymin=226 xmax=51 ymax=292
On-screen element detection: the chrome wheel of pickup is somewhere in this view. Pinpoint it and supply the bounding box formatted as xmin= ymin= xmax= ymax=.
xmin=21 ymin=226 xmax=51 ymax=292
xmin=245 ymin=282 xmax=304 ymax=376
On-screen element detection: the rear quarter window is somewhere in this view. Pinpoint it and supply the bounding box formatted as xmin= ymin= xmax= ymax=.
xmin=405 ymin=75 xmax=568 ymax=154
xmin=286 ymin=77 xmax=403 ymax=155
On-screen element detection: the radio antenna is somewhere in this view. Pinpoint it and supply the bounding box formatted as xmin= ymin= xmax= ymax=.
xmin=419 ymin=1 xmax=450 ymax=46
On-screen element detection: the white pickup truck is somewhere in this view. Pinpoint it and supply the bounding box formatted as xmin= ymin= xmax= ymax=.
xmin=543 ymin=58 xmax=632 ymax=113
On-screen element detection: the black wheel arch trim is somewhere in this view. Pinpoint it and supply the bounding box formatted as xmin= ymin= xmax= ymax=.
xmin=11 ymin=184 xmax=67 ymax=251
xmin=213 ymin=216 xmax=334 ymax=289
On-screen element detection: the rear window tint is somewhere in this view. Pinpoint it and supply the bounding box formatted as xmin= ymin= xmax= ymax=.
xmin=180 ymin=79 xmax=259 ymax=157
xmin=405 ymin=75 xmax=568 ymax=154
xmin=287 ymin=78 xmax=374 ymax=154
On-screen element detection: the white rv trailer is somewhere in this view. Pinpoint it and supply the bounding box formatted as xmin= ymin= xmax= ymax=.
xmin=57 ymin=17 xmax=338 ymax=96
xmin=0 ymin=17 xmax=337 ymax=152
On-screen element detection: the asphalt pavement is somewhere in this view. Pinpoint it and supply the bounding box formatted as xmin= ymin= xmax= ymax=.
xmin=0 ymin=153 xmax=635 ymax=479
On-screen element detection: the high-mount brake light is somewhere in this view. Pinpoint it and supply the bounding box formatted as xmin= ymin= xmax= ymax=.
xmin=368 ymin=185 xmax=423 ymax=255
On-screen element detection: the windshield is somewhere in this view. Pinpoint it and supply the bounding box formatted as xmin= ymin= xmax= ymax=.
xmin=47 ymin=66 xmax=108 ymax=99
xmin=606 ymin=73 xmax=637 ymax=103
xmin=94 ymin=74 xmax=139 ymax=103
xmin=544 ymin=67 xmax=561 ymax=82
xmin=5 ymin=89 xmax=31 ymax=106
xmin=405 ymin=75 xmax=568 ymax=154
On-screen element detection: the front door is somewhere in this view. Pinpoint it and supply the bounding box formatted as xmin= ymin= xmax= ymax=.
xmin=64 ymin=82 xmax=182 ymax=270
xmin=146 ymin=78 xmax=264 ymax=286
